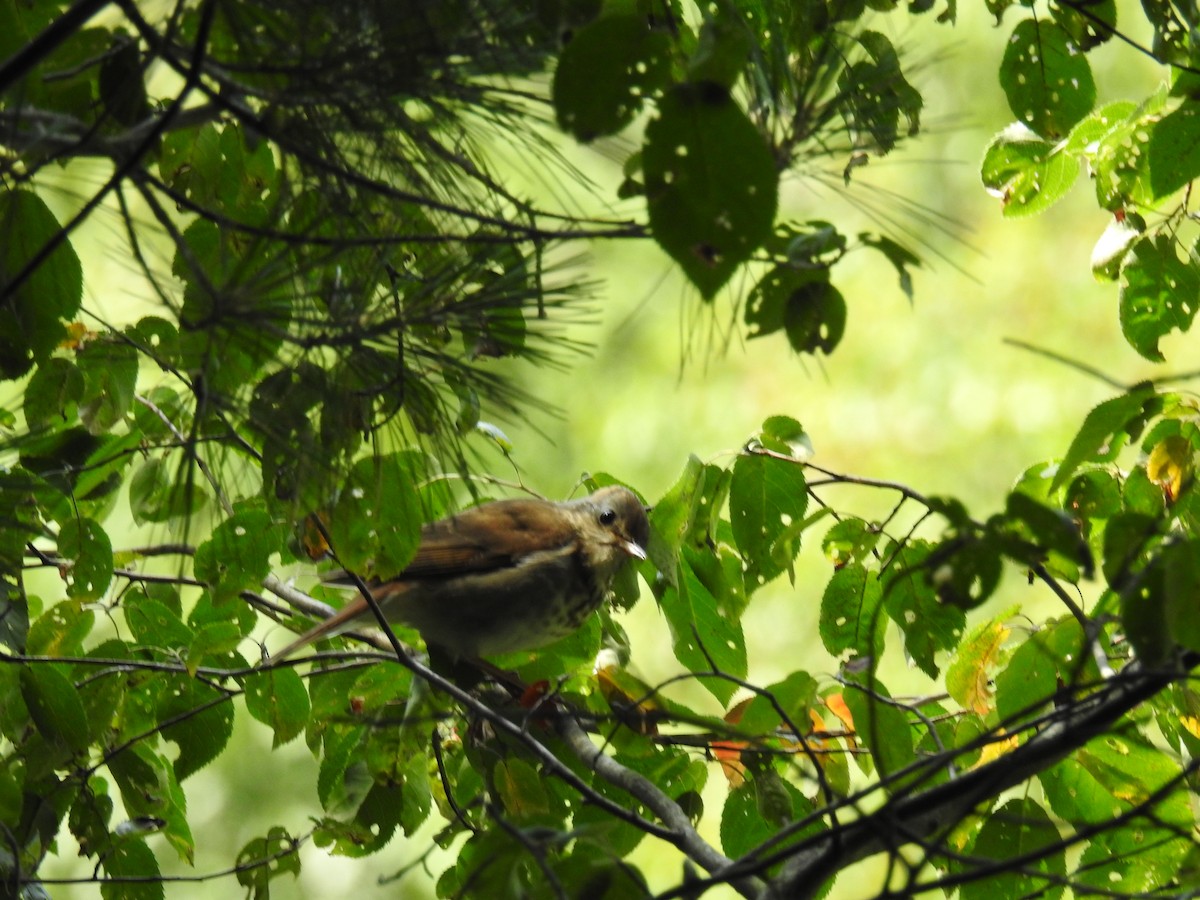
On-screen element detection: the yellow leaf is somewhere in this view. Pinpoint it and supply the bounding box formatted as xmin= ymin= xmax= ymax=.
xmin=1147 ymin=434 xmax=1193 ymax=503
xmin=975 ymin=730 xmax=1018 ymax=767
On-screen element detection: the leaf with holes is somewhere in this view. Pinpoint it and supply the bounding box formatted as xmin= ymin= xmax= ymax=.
xmin=58 ymin=517 xmax=112 ymax=601
xmin=961 ymin=799 xmax=1065 ymax=900
xmin=660 ymin=547 xmax=747 ymax=704
xmin=0 ymin=190 xmax=82 ymax=380
xmin=842 ymin=676 xmax=915 ymax=781
xmin=819 ymin=563 xmax=884 ymax=661
xmin=1147 ymin=99 xmax=1200 ymax=199
xmin=884 ymin=539 xmax=965 ymax=679
xmin=999 ymin=19 xmax=1095 ymax=138
xmin=24 ymin=358 xmax=83 ymax=428
xmin=644 ymin=83 xmax=778 ymax=298
xmin=1051 ymin=386 xmax=1158 ymax=492
xmin=981 ymin=125 xmax=1078 ymax=217
xmin=553 ymin=14 xmax=671 ymax=141
xmin=729 ymin=453 xmax=808 ymax=586
xmin=194 ymin=506 xmax=286 ymax=604
xmin=1119 ymin=235 xmax=1200 ymax=361
xmin=246 ymin=667 xmax=311 ymax=748
xmin=329 ymin=452 xmax=422 ymax=578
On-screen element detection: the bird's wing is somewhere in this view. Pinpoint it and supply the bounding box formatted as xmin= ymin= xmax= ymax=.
xmin=399 ymin=498 xmax=580 ymax=578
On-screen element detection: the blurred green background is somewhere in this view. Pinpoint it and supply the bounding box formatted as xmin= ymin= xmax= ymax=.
xmin=32 ymin=2 xmax=1193 ymax=897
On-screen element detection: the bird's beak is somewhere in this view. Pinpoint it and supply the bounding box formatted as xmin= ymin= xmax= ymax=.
xmin=621 ymin=540 xmax=647 ymax=560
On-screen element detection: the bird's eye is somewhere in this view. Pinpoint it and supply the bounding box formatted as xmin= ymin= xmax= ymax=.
xmin=599 ymin=509 xmax=617 ymax=527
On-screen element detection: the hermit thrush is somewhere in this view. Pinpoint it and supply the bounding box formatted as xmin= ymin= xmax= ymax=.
xmin=272 ymin=485 xmax=650 ymax=660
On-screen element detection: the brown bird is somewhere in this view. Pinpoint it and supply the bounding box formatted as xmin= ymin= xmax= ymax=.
xmin=272 ymin=485 xmax=650 ymax=660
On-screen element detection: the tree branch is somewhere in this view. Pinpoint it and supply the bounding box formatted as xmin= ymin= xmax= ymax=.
xmin=757 ymin=655 xmax=1193 ymax=899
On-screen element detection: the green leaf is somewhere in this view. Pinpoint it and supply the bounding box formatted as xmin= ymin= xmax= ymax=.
xmin=760 ymin=415 xmax=807 ymax=447
xmin=1161 ymin=539 xmax=1200 ymax=654
xmin=553 ymin=14 xmax=671 ymax=141
xmin=946 ymin=609 xmax=1014 ymax=716
xmin=128 ymin=457 xmax=208 ymax=525
xmin=821 ymin=518 xmax=880 ymax=567
xmin=688 ymin=8 xmax=753 ymax=88
xmin=720 ymin=778 xmax=815 ymax=861
xmin=934 ymin=535 xmax=1004 ymax=609
xmin=20 ymin=429 xmax=140 ymax=516
xmin=644 ymin=83 xmax=778 ymax=298
xmin=1051 ymin=387 xmax=1157 ymax=491
xmin=961 ymin=799 xmax=1065 ymax=900
xmin=123 ymin=588 xmax=193 ymax=652
xmin=1102 ymin=511 xmax=1159 ymax=587
xmin=1090 ymin=214 xmax=1142 ymax=281
xmin=69 ymin=782 xmax=115 ymax=859
xmin=236 ymin=827 xmax=301 ymax=896
xmin=1118 ymin=235 xmax=1200 ymax=361
xmin=842 ymin=678 xmax=915 ymax=781
xmin=859 ymin=233 xmax=921 ymax=301
xmin=729 ymin=453 xmax=808 ymax=586
xmin=648 ymin=455 xmax=731 ymax=576
xmin=1001 ymin=491 xmax=1092 ymax=579
xmin=0 ymin=582 xmax=29 ymax=654
xmin=329 ymin=453 xmax=423 ymax=577
xmin=0 ymin=190 xmax=83 ymax=380
xmin=837 ymin=31 xmax=923 ymax=153
xmin=1108 ymin=514 xmax=1167 ymax=661
xmin=994 ymin=619 xmax=1085 ymax=727
xmin=981 ymin=125 xmax=1078 ymax=217
xmin=660 ymin=547 xmax=747 ymax=704
xmin=1042 ymin=731 xmax=1191 ymax=831
xmin=738 ymin=670 xmax=819 ymax=736
xmin=186 ymin=589 xmax=254 ymax=642
xmin=245 ymin=668 xmax=311 ymax=748
xmin=1064 ymin=100 xmax=1137 ymax=156
xmin=127 ymin=316 xmax=180 ymax=366
xmin=746 ymin=265 xmax=846 ymax=355
xmin=819 ymin=563 xmax=883 ymax=660
xmin=109 ymin=744 xmax=195 ymax=863
xmin=187 ymin=622 xmax=243 ymax=668
xmin=883 ymin=539 xmax=965 ymax=678
xmin=1065 ymin=469 xmax=1122 ymax=520
xmin=58 ymin=517 xmax=113 ymax=600
xmin=98 ymin=38 xmax=149 ymax=126
xmin=495 ymin=757 xmax=555 ymax=824
xmin=318 ymin=726 xmax=371 ymax=816
xmin=1090 ymin=87 xmax=1166 ymax=210
xmin=101 ymin=838 xmax=164 ymax=900
xmin=326 ymin=782 xmax=415 ymax=861
xmin=1050 ymin=0 xmax=1115 ymax=50
xmin=194 ymin=506 xmax=285 ymax=604
xmin=1148 ymin=100 xmax=1200 ymax=199
xmin=26 ymin=597 xmax=94 ymax=656
xmin=160 ymin=122 xmax=279 ymax=223
xmin=24 ymin=358 xmax=84 ymax=428
xmin=785 ymin=278 xmax=846 ymax=355
xmin=768 ymin=220 xmax=846 ymax=266
xmin=720 ymin=772 xmax=798 ymax=854
xmin=157 ymin=675 xmax=235 ymax=782
xmin=76 ymin=335 xmax=139 ymax=433
xmin=20 ymin=665 xmax=90 ymax=754
xmin=999 ymin=19 xmax=1096 ymax=138
xmin=1076 ymin=829 xmax=1192 ymax=896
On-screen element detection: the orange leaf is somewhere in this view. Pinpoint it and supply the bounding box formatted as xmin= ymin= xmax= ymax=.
xmin=713 ymin=739 xmax=748 ymax=786
xmin=597 ymin=664 xmax=661 ymax=735
xmin=825 ymin=693 xmax=854 ymax=734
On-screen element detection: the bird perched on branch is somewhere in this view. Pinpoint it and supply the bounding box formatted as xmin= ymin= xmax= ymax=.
xmin=273 ymin=485 xmax=650 ymax=660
